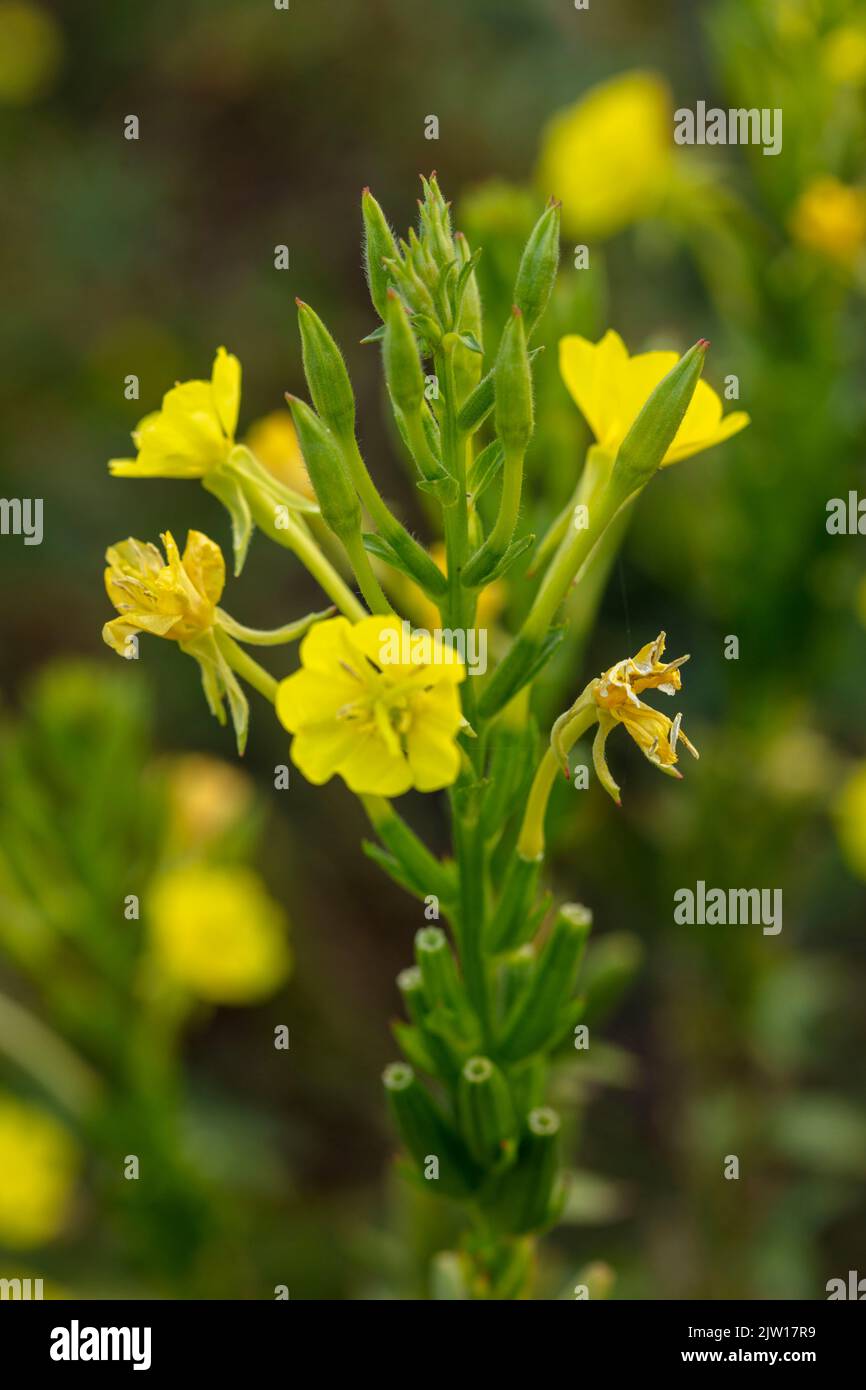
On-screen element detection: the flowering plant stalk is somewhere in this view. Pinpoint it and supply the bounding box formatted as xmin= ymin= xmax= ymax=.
xmin=101 ymin=175 xmax=746 ymax=1299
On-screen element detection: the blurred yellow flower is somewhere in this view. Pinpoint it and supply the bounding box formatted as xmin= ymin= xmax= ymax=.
xmin=591 ymin=632 xmax=698 ymax=803
xmin=244 ymin=410 xmax=312 ymax=497
xmin=149 ymin=865 xmax=290 ymax=1003
xmin=834 ymin=763 xmax=866 ymax=880
xmin=102 ymin=530 xmax=224 ymax=655
xmin=109 ymin=347 xmax=240 ymax=478
xmin=164 ymin=754 xmax=254 ymax=849
xmin=535 ymin=72 xmax=672 ymax=239
xmin=790 ymin=176 xmax=866 ymax=267
xmin=0 ymin=1096 xmax=78 ymax=1247
xmin=559 ymin=330 xmax=750 ymax=465
xmin=276 ymin=615 xmax=465 ymax=795
xmin=822 ymin=24 xmax=866 ymax=85
xmin=0 ymin=2 xmax=61 ymax=105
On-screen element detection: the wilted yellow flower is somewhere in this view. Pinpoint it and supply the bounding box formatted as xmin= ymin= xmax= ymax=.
xmin=102 ymin=530 xmax=224 ymax=654
xmin=823 ymin=24 xmax=866 ymax=85
xmin=109 ymin=347 xmax=240 ymax=478
xmin=164 ymin=754 xmax=254 ymax=849
xmin=559 ymin=330 xmax=749 ymax=465
xmin=536 ymin=72 xmax=672 ymax=239
xmin=149 ymin=865 xmax=290 ymax=1003
xmin=590 ymin=632 xmax=698 ymax=804
xmin=276 ymin=615 xmax=465 ymax=796
xmin=244 ymin=410 xmax=312 ymax=497
xmin=834 ymin=763 xmax=866 ymax=880
xmin=0 ymin=1095 xmax=78 ymax=1247
xmin=0 ymin=2 xmax=61 ymax=105
xmin=789 ymin=176 xmax=866 ymax=268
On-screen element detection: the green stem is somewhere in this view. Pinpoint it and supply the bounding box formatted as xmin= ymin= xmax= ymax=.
xmin=0 ymin=989 xmax=101 ymax=1118
xmin=517 ymin=699 xmax=597 ymax=859
xmin=343 ymin=530 xmax=394 ymax=614
xmin=247 ymin=491 xmax=366 ymax=621
xmin=216 ymin=631 xmax=279 ymax=704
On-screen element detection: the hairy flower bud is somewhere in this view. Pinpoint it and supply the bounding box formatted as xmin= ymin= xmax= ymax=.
xmin=513 ymin=199 xmax=561 ymax=337
xmin=285 ymin=396 xmax=360 ymax=543
xmin=296 ymin=300 xmax=356 ymax=443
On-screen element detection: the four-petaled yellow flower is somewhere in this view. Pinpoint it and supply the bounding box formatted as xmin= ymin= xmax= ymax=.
xmin=109 ymin=347 xmax=240 ymax=478
xmin=559 ymin=330 xmax=750 ymax=465
xmin=535 ymin=72 xmax=672 ymax=239
xmin=149 ymin=865 xmax=290 ymax=1004
xmin=0 ymin=1094 xmax=78 ymax=1247
xmin=789 ymin=176 xmax=866 ymax=268
xmin=102 ymin=529 xmax=224 ymax=654
xmin=591 ymin=632 xmax=699 ymax=804
xmin=276 ymin=615 xmax=465 ymax=796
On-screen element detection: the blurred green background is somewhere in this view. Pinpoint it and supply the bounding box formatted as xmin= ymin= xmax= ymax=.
xmin=1 ymin=0 xmax=865 ymax=1298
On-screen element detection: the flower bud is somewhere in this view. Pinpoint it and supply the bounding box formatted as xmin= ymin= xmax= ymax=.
xmin=383 ymin=289 xmax=425 ymax=416
xmin=513 ymin=199 xmax=561 ymax=337
xmin=494 ymin=307 xmax=534 ymax=454
xmin=498 ymin=903 xmax=591 ymax=1060
xmin=382 ymin=1062 xmax=480 ymax=1197
xmin=484 ymin=1106 xmax=563 ymax=1234
xmin=362 ymin=187 xmax=399 ymax=320
xmin=457 ymin=1056 xmax=517 ymax=1167
xmin=285 ymin=395 xmax=360 ymax=544
xmin=414 ymin=927 xmax=476 ymax=1039
xmin=609 ymin=339 xmax=708 ymax=502
xmin=296 ymin=300 xmax=356 ymax=443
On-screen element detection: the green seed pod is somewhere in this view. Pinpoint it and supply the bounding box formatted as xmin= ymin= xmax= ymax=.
xmin=499 ymin=944 xmax=536 ymax=1019
xmin=457 ymin=1056 xmax=517 ymax=1167
xmin=296 ymin=300 xmax=356 ymax=443
xmin=482 ymin=1106 xmax=563 ymax=1235
xmin=513 ymin=199 xmax=561 ymax=337
xmin=397 ymin=965 xmax=427 ymax=1028
xmin=383 ymin=289 xmax=425 ymax=416
xmin=397 ymin=966 xmax=459 ymax=1080
xmin=382 ymin=1062 xmax=479 ymax=1197
xmin=362 ymin=187 xmax=399 ymax=320
xmin=285 ymin=395 xmax=360 ymax=544
xmin=609 ymin=339 xmax=708 ymax=502
xmin=494 ymin=307 xmax=534 ymax=455
xmin=498 ymin=903 xmax=592 ymax=1061
xmin=414 ymin=927 xmax=475 ymax=1035
xmin=485 ymin=853 xmax=542 ymax=954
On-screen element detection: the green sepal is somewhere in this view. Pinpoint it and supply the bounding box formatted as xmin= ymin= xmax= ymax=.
xmin=459 ymin=332 xmax=483 ymax=354
xmin=467 ymin=440 xmax=504 ymax=502
xmin=202 ymin=467 xmax=253 ymax=577
xmin=181 ymin=631 xmax=249 ymax=756
xmin=462 ymin=532 xmax=535 ymax=590
xmin=360 ymin=324 xmax=386 ymax=345
xmin=478 ymin=626 xmax=566 ymax=719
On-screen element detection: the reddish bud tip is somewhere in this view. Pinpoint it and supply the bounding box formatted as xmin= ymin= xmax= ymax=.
xmin=284 ymin=392 xmax=298 ymax=405
xmin=512 ymin=304 xmax=523 ymax=317
xmin=547 ymin=195 xmax=562 ymax=209
xmin=386 ymin=287 xmax=399 ymax=301
xmin=697 ymin=338 xmax=711 ymax=351
xmin=294 ymin=297 xmax=306 ymax=309
xmin=361 ymin=186 xmax=370 ymax=196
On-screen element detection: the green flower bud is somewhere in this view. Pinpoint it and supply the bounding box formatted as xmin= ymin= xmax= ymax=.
xmin=415 ymin=927 xmax=476 ymax=1038
xmin=382 ymin=1062 xmax=480 ymax=1197
xmin=285 ymin=395 xmax=360 ymax=544
xmin=513 ymin=199 xmax=561 ymax=338
xmin=362 ymin=187 xmax=399 ymax=320
xmin=498 ymin=903 xmax=591 ymax=1061
xmin=609 ymin=339 xmax=708 ymax=503
xmin=494 ymin=307 xmax=534 ymax=454
xmin=296 ymin=299 xmax=356 ymax=443
xmin=383 ymin=289 xmax=425 ymax=415
xmin=457 ymin=1056 xmax=517 ymax=1167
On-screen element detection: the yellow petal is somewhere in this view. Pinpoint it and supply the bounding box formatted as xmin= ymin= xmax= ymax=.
xmin=182 ymin=530 xmax=225 ymax=606
xmin=212 ymin=346 xmax=241 ymax=440
xmin=275 ymin=667 xmax=359 ymax=732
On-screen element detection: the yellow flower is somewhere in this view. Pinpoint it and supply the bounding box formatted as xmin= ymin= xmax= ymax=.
xmin=244 ymin=410 xmax=312 ymax=497
xmin=0 ymin=2 xmax=62 ymax=105
xmin=591 ymin=633 xmax=698 ymax=803
xmin=276 ymin=615 xmax=465 ymax=796
xmin=535 ymin=72 xmax=672 ymax=239
xmin=559 ymin=330 xmax=749 ymax=465
xmin=822 ymin=24 xmax=866 ymax=86
xmin=149 ymin=865 xmax=290 ymax=1003
xmin=102 ymin=529 xmax=224 ymax=654
xmin=0 ymin=1095 xmax=78 ymax=1247
xmin=789 ymin=176 xmax=866 ymax=268
xmin=834 ymin=763 xmax=866 ymax=880
xmin=109 ymin=347 xmax=240 ymax=478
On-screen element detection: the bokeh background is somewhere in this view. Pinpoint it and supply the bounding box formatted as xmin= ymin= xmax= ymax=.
xmin=1 ymin=0 xmax=865 ymax=1298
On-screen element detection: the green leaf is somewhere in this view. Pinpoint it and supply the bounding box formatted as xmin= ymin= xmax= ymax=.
xmin=360 ymin=324 xmax=386 ymax=344
xmin=467 ymin=440 xmax=504 ymax=501
xmin=458 ymin=331 xmax=483 ymax=354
